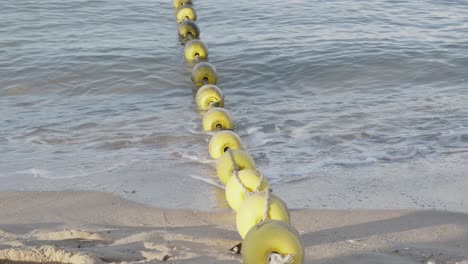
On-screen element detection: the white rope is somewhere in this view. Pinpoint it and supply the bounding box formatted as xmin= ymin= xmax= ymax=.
xmin=208 ymin=101 xmax=220 ymax=108
xmin=227 ymin=148 xmax=248 ymax=195
xmin=262 ymin=188 xmax=271 ymax=222
xmin=181 ymin=17 xmax=189 ymax=23
xmin=254 ymin=169 xmax=265 ymax=193
xmin=186 ymin=32 xmax=194 ymax=42
xmin=268 ymin=253 xmax=294 ymax=264
xmin=207 ymin=94 xmax=224 ymax=109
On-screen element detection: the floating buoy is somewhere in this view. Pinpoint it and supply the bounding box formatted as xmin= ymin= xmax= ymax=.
xmin=225 ymin=169 xmax=269 ymax=211
xmin=173 ymin=0 xmax=192 ymax=9
xmin=178 ymin=20 xmax=200 ymax=42
xmin=196 ymin=84 xmax=223 ymax=110
xmin=175 ymin=5 xmax=197 ymax=23
xmin=185 ymin=39 xmax=208 ymax=61
xmin=216 ymin=149 xmax=256 ymax=185
xmin=242 ymin=220 xmax=304 ymax=264
xmin=236 ymin=192 xmax=289 ymax=239
xmin=192 ymin=62 xmax=218 ymax=87
xmin=202 ymin=107 xmax=233 ymax=131
xmin=171 ymin=3 xmax=304 ymax=261
xmin=208 ymin=130 xmax=242 ymax=159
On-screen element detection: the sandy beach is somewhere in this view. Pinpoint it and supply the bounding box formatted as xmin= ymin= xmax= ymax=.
xmin=0 ymin=191 xmax=467 ymax=264
xmin=2 ymin=0 xmax=468 ymax=263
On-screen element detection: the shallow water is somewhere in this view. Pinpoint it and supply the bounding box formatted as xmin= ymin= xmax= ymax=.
xmin=1 ymin=0 xmax=468 ymax=210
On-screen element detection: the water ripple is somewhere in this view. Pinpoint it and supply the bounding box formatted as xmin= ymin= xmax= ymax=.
xmin=1 ymin=0 xmax=467 ymax=186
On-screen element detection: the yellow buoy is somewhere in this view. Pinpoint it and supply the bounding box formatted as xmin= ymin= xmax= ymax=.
xmin=192 ymin=62 xmax=218 ymax=87
xmin=196 ymin=84 xmax=223 ymax=110
xmin=208 ymin=130 xmax=242 ymax=159
xmin=242 ymin=220 xmax=304 ymax=264
xmin=225 ymin=169 xmax=269 ymax=211
xmin=236 ymin=192 xmax=289 ymax=239
xmin=178 ymin=20 xmax=200 ymax=42
xmin=175 ymin=5 xmax=197 ymax=23
xmin=202 ymin=107 xmax=233 ymax=131
xmin=173 ymin=0 xmax=192 ymax=9
xmin=216 ymin=149 xmax=256 ymax=185
xmin=184 ymin=39 xmax=208 ymax=61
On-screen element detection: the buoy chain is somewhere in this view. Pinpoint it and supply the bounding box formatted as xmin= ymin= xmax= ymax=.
xmin=227 ymin=149 xmax=269 ymax=202
xmin=172 ymin=0 xmax=303 ymax=262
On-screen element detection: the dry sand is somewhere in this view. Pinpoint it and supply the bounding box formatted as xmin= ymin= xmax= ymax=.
xmin=0 ymin=191 xmax=467 ymax=264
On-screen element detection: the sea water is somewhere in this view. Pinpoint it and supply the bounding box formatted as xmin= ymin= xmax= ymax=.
xmin=1 ymin=0 xmax=467 ymax=211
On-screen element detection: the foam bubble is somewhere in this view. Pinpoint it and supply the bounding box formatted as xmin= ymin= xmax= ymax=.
xmin=181 ymin=152 xmax=216 ymax=164
xmin=189 ymin=175 xmax=225 ymax=189
xmin=320 ymin=157 xmax=378 ymax=167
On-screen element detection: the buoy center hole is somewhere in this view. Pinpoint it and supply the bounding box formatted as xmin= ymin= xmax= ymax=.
xmin=268 ymin=252 xmax=281 ymax=262
xmin=215 ymin=124 xmax=223 ymax=129
xmin=195 ymin=53 xmax=199 ymax=57
xmin=223 ymin=147 xmax=230 ymax=152
xmin=203 ymin=77 xmax=209 ymax=82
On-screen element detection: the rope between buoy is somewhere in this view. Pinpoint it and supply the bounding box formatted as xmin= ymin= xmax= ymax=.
xmin=227 ymin=148 xmax=248 ymax=195
xmin=207 ymin=93 xmax=225 ymax=109
xmin=268 ymin=253 xmax=294 ymax=264
xmin=208 ymin=101 xmax=221 ymax=108
xmin=254 ymin=169 xmax=265 ymax=193
xmin=262 ymin=188 xmax=271 ymax=222
xmin=187 ymin=32 xmax=194 ymax=40
xmin=227 ymin=148 xmax=272 ymax=222
xmin=194 ymin=53 xmax=200 ymax=62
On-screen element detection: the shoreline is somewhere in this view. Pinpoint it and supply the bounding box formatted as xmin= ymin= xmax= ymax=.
xmin=1 ymin=191 xmax=467 ymax=263
xmin=1 ymin=152 xmax=467 ymax=213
